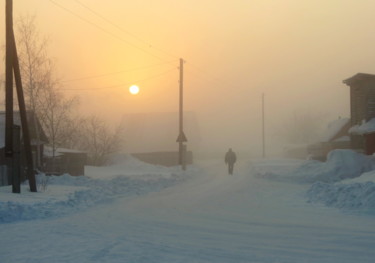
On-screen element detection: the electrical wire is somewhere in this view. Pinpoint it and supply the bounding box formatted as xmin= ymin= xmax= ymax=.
xmin=49 ymin=1 xmax=234 ymax=93
xmin=74 ymin=0 xmax=179 ymax=60
xmin=48 ymin=0 xmax=175 ymax=64
xmin=60 ymin=61 xmax=176 ymax=83
xmin=61 ymin=67 xmax=176 ymax=91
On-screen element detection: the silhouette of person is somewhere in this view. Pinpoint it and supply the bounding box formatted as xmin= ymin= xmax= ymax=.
xmin=225 ymin=148 xmax=237 ymax=175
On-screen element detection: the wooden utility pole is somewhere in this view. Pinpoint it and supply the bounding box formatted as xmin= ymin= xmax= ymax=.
xmin=5 ymin=0 xmax=14 ymax=191
xmin=176 ymin=58 xmax=187 ymax=170
xmin=5 ymin=0 xmax=37 ymax=192
xmin=12 ymin=33 xmax=37 ymax=192
xmin=5 ymin=0 xmax=13 ymax=160
xmin=262 ymin=93 xmax=265 ymax=158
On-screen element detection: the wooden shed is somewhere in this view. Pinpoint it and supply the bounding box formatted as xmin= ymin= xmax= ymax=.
xmin=44 ymin=147 xmax=87 ymax=176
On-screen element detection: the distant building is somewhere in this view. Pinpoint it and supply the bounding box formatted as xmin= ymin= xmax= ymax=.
xmin=343 ymin=73 xmax=375 ymax=154
xmin=43 ymin=147 xmax=87 ymax=176
xmin=120 ymin=112 xmax=200 ymax=166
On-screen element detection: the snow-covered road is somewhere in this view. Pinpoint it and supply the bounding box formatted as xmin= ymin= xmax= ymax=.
xmin=1 ymin=155 xmax=375 ymax=262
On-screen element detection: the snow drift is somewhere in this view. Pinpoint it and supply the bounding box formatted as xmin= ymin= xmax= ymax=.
xmin=0 ymin=155 xmax=187 ymax=223
xmin=293 ymin=149 xmax=375 ymax=183
xmin=304 ymin=150 xmax=375 ymax=211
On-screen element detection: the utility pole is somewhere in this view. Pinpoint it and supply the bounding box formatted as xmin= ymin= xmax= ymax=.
xmin=13 ymin=33 xmax=37 ymax=192
xmin=5 ymin=0 xmax=37 ymax=192
xmin=176 ymin=58 xmax=187 ymax=170
xmin=5 ymin=0 xmax=13 ymax=158
xmin=5 ymin=0 xmax=14 ymax=191
xmin=262 ymin=93 xmax=265 ymax=158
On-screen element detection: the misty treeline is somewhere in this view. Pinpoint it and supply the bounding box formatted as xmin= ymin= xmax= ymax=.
xmin=16 ymin=15 xmax=124 ymax=166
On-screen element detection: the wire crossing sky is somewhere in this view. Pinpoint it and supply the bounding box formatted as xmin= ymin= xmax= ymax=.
xmin=2 ymin=0 xmax=375 ymax=153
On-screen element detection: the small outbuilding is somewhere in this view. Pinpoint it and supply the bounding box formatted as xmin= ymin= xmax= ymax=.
xmin=43 ymin=147 xmax=87 ymax=176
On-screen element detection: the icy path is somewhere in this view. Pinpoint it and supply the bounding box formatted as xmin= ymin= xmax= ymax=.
xmin=1 ymin=159 xmax=375 ymax=263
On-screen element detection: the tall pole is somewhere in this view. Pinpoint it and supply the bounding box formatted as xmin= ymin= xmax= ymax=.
xmin=179 ymin=58 xmax=184 ymax=166
xmin=5 ymin=0 xmax=37 ymax=192
xmin=12 ymin=33 xmax=37 ymax=192
xmin=5 ymin=0 xmax=14 ymax=190
xmin=262 ymin=93 xmax=265 ymax=158
xmin=177 ymin=58 xmax=187 ymax=170
xmin=5 ymin=0 xmax=13 ymax=159
xmin=179 ymin=58 xmax=183 ymax=144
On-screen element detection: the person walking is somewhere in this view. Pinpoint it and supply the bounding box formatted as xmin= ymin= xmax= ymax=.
xmin=225 ymin=148 xmax=237 ymax=175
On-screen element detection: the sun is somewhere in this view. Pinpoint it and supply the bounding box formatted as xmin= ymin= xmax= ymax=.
xmin=129 ymin=85 xmax=140 ymax=95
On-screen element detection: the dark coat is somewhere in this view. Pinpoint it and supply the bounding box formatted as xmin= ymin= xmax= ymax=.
xmin=225 ymin=150 xmax=237 ymax=164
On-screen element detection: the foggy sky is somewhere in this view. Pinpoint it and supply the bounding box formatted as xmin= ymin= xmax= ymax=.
xmin=2 ymin=0 xmax=375 ymax=155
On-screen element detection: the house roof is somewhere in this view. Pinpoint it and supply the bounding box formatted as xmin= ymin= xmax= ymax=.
xmin=0 ymin=111 xmax=49 ymax=147
xmin=320 ymin=117 xmax=350 ymax=142
xmin=343 ymin=73 xmax=375 ymax=86
xmin=44 ymin=146 xmax=87 ymax=157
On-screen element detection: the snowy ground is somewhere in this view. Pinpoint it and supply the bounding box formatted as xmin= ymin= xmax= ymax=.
xmin=1 ymin=151 xmax=375 ymax=263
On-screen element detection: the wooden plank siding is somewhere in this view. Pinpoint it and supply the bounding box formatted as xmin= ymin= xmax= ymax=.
xmin=344 ymin=73 xmax=375 ymax=152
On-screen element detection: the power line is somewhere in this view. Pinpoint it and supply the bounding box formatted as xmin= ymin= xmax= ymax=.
xmin=185 ymin=62 xmax=250 ymax=94
xmin=61 ymin=67 xmax=176 ymax=91
xmin=60 ymin=61 xmax=175 ymax=83
xmin=73 ymin=0 xmax=179 ymax=60
xmin=49 ymin=1 xmax=234 ymax=94
xmin=48 ymin=0 xmax=175 ymax=64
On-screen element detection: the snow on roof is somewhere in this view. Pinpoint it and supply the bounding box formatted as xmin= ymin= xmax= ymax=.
xmin=320 ymin=117 xmax=350 ymax=142
xmin=44 ymin=146 xmax=87 ymax=157
xmin=332 ymin=135 xmax=350 ymax=142
xmin=349 ymin=118 xmax=375 ymax=135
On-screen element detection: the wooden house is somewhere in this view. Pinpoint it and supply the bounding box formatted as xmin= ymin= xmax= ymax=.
xmin=343 ymin=73 xmax=375 ymax=153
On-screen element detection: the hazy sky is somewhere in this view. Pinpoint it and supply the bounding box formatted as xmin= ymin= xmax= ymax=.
xmin=2 ymin=0 xmax=375 ymax=154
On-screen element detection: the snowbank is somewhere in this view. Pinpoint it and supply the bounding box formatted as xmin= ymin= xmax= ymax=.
xmin=86 ymin=153 xmax=181 ymax=180
xmin=253 ymin=150 xmax=375 ymax=211
xmin=306 ymin=152 xmax=375 ymax=211
xmin=253 ymin=150 xmax=375 ymax=183
xmin=307 ymin=181 xmax=375 ymax=211
xmin=292 ymin=149 xmax=375 ymax=183
xmin=0 ymin=157 xmax=187 ymax=223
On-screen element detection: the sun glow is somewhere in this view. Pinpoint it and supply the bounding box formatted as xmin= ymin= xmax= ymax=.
xmin=129 ymin=85 xmax=140 ymax=95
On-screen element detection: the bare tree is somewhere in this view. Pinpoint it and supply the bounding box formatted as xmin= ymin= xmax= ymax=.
xmin=15 ymin=15 xmax=49 ymax=167
xmin=77 ymin=116 xmax=125 ymax=166
xmin=15 ymin=15 xmax=79 ymax=167
xmin=36 ymin=84 xmax=79 ymax=158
